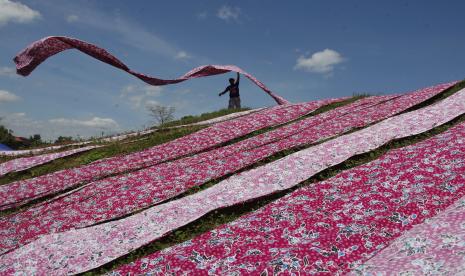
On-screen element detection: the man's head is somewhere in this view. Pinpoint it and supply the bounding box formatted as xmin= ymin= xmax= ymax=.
xmin=229 ymin=78 xmax=235 ymax=85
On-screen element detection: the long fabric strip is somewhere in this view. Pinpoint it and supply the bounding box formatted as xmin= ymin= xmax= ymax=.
xmin=100 ymin=108 xmax=265 ymax=142
xmin=1 ymin=88 xmax=463 ymax=275
xmin=14 ymin=36 xmax=289 ymax=105
xmin=0 ymin=100 xmax=336 ymax=211
xmin=0 ymin=82 xmax=451 ymax=254
xmin=111 ymin=115 xmax=465 ymax=276
xmin=167 ymin=107 xmax=266 ymax=128
xmin=0 ymin=94 xmax=390 ymax=254
xmin=0 ymin=109 xmax=264 ymax=157
xmin=0 ymin=145 xmax=101 ymax=177
xmin=0 ymin=82 xmax=452 ymax=213
xmin=0 ymin=141 xmax=93 ymax=157
xmin=349 ymin=196 xmax=465 ymax=275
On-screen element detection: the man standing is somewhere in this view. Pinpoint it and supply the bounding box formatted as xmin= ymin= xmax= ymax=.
xmin=219 ymin=72 xmax=241 ymax=109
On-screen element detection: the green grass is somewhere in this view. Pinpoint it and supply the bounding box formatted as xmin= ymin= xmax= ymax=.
xmin=0 ymin=98 xmax=360 ymax=188
xmin=2 ymin=100 xmax=362 ymax=217
xmin=0 ymin=126 xmax=205 ymax=186
xmin=161 ymin=107 xmax=252 ymax=127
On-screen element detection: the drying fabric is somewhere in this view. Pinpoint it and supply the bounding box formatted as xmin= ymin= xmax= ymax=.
xmin=0 ymin=108 xmax=263 ymax=158
xmin=99 ymin=129 xmax=157 ymax=142
xmin=0 ymin=145 xmax=101 ymax=177
xmin=0 ymin=100 xmax=338 ymax=211
xmin=14 ymin=36 xmax=289 ymax=105
xmin=100 ymin=109 xmax=266 ymax=142
xmin=111 ymin=118 xmax=465 ymax=276
xmin=1 ymin=87 xmax=463 ymax=275
xmin=100 ymin=108 xmax=266 ymax=142
xmin=167 ymin=108 xmax=266 ymax=128
xmin=0 ymin=82 xmax=451 ymax=254
xmin=0 ymin=141 xmax=93 ymax=157
xmin=349 ymin=196 xmax=465 ymax=275
xmin=0 ymin=94 xmax=390 ymax=254
xmin=0 ymin=129 xmax=154 ymax=157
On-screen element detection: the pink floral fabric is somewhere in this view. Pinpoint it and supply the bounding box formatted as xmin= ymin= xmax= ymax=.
xmin=350 ymin=196 xmax=465 ymax=275
xmin=0 ymin=145 xmax=100 ymax=177
xmin=0 ymin=87 xmax=463 ymax=275
xmin=0 ymin=94 xmax=388 ymax=254
xmin=14 ymin=36 xmax=289 ymax=105
xmin=111 ymin=118 xmax=465 ymax=276
xmin=0 ymin=100 xmax=335 ymax=212
xmin=0 ymin=82 xmax=452 ymax=255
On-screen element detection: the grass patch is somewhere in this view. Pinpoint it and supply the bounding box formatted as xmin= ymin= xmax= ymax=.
xmin=0 ymin=98 xmax=358 ymax=187
xmin=0 ymin=126 xmax=205 ymax=186
xmin=161 ymin=108 xmax=252 ymax=128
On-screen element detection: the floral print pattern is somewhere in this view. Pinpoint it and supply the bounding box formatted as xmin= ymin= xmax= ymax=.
xmin=0 ymin=94 xmax=387 ymax=254
xmin=0 ymin=99 xmax=336 ymax=211
xmin=0 ymin=145 xmax=101 ymax=177
xmin=0 ymin=87 xmax=463 ymax=275
xmin=15 ymin=36 xmax=289 ymax=104
xmin=0 ymin=82 xmax=452 ymax=255
xmin=350 ymin=196 xmax=465 ymax=275
xmin=110 ymin=110 xmax=465 ymax=276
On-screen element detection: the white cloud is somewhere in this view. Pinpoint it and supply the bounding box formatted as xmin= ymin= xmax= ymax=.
xmin=217 ymin=5 xmax=240 ymax=22
xmin=294 ymin=49 xmax=344 ymax=74
xmin=0 ymin=0 xmax=41 ymax=26
xmin=145 ymin=100 xmax=161 ymax=108
xmin=120 ymin=84 xmax=163 ymax=109
xmin=66 ymin=14 xmax=79 ymax=23
xmin=175 ymin=51 xmax=191 ymax=60
xmin=0 ymin=66 xmax=16 ymax=77
xmin=49 ymin=117 xmax=119 ymax=129
xmin=1 ymin=112 xmax=121 ymax=140
xmin=0 ymin=90 xmax=20 ymax=103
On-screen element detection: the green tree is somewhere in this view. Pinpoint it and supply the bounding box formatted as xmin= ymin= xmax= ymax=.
xmin=0 ymin=124 xmax=16 ymax=148
xmin=29 ymin=134 xmax=43 ymax=147
xmin=55 ymin=136 xmax=74 ymax=144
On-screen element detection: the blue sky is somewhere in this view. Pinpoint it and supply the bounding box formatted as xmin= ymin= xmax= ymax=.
xmin=0 ymin=0 xmax=464 ymax=141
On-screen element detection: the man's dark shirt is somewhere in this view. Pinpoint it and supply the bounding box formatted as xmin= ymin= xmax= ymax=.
xmin=224 ymin=82 xmax=240 ymax=98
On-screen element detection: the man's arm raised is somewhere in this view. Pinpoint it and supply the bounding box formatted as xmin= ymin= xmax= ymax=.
xmin=219 ymin=87 xmax=228 ymax=96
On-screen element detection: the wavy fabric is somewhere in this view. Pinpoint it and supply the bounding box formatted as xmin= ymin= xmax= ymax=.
xmin=0 ymin=145 xmax=100 ymax=177
xmin=1 ymin=87 xmax=463 ymax=275
xmin=0 ymin=82 xmax=453 ymax=254
xmin=0 ymin=100 xmax=337 ymax=211
xmin=350 ymin=196 xmax=465 ymax=275
xmin=111 ymin=116 xmax=465 ymax=276
xmin=0 ymin=94 xmax=391 ymax=254
xmin=14 ymin=36 xmax=289 ymax=105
